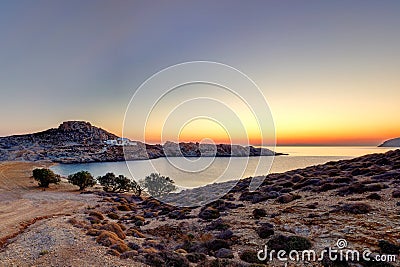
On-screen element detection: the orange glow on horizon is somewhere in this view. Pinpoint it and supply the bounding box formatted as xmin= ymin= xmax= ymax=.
xmin=103 ymin=113 xmax=400 ymax=146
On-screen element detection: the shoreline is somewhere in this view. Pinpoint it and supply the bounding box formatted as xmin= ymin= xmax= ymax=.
xmin=0 ymin=150 xmax=399 ymax=266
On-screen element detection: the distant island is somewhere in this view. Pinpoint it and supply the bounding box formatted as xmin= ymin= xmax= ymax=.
xmin=378 ymin=137 xmax=400 ymax=147
xmin=0 ymin=121 xmax=284 ymax=163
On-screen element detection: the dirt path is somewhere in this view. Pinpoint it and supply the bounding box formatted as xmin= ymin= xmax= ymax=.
xmin=0 ymin=161 xmax=96 ymax=244
xmin=0 ymin=162 xmax=144 ymax=266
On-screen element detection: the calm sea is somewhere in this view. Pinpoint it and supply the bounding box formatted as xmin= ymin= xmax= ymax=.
xmin=51 ymin=146 xmax=394 ymax=188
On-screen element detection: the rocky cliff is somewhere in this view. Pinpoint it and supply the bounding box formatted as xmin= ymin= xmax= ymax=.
xmin=379 ymin=137 xmax=400 ymax=147
xmin=0 ymin=121 xmax=281 ymax=163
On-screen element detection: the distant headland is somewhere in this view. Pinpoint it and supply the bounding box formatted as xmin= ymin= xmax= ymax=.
xmin=0 ymin=121 xmax=284 ymax=163
xmin=378 ymin=137 xmax=400 ymax=147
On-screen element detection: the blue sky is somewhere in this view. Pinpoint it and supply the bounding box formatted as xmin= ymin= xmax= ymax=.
xmin=1 ymin=1 xmax=399 ymax=145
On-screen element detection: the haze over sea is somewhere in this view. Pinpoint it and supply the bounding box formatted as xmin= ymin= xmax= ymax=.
xmin=51 ymin=146 xmax=393 ymax=189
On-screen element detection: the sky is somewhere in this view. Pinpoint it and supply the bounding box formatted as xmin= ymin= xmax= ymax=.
xmin=0 ymin=0 xmax=399 ymax=146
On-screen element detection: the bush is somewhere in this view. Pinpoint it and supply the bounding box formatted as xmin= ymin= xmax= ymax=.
xmin=239 ymin=249 xmax=263 ymax=264
xmin=98 ymin=173 xmax=142 ymax=195
xmin=97 ymin=173 xmax=117 ymax=192
xmin=68 ymin=171 xmax=96 ymax=190
xmin=140 ymin=173 xmax=177 ymax=197
xmin=338 ymin=203 xmax=372 ymax=214
xmin=32 ymin=168 xmax=61 ymax=188
xmin=100 ymin=222 xmax=126 ymax=239
xmin=267 ymin=235 xmax=312 ymax=252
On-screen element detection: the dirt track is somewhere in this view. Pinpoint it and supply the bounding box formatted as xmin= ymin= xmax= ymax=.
xmin=0 ymin=161 xmax=93 ymax=243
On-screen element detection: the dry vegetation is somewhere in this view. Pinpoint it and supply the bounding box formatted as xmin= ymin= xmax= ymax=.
xmin=1 ymin=150 xmax=400 ymax=266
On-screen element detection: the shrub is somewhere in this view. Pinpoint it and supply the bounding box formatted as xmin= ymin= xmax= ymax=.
xmin=199 ymin=207 xmax=220 ymax=220
xmin=393 ymin=190 xmax=400 ymax=198
xmin=186 ymin=252 xmax=206 ymax=263
xmin=140 ymin=173 xmax=177 ymax=197
xmin=32 ymin=168 xmax=61 ymax=188
xmin=107 ymin=212 xmax=120 ymax=220
xmin=338 ymin=203 xmax=372 ymax=214
xmin=39 ymin=250 xmax=49 ymax=256
xmin=110 ymin=242 xmax=129 ymax=253
xmin=239 ymin=250 xmax=263 ymax=264
xmin=98 ymin=173 xmax=142 ymax=195
xmin=267 ymin=235 xmax=312 ymax=252
xmin=378 ymin=240 xmax=399 ymax=254
xmin=97 ymin=173 xmax=117 ymax=192
xmin=88 ymin=211 xmax=105 ymax=220
xmin=100 ymin=222 xmax=126 ymax=239
xmin=256 ymin=223 xmax=274 ymax=239
xmin=117 ymin=204 xmax=131 ymax=211
xmin=96 ymin=230 xmax=124 ymax=247
xmin=68 ymin=171 xmax=96 ymax=190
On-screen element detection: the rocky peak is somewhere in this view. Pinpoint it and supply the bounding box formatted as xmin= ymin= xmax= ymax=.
xmin=58 ymin=121 xmax=93 ymax=132
xmin=53 ymin=121 xmax=118 ymax=144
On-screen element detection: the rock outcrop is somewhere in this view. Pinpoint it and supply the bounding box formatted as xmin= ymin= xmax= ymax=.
xmin=0 ymin=121 xmax=282 ymax=163
xmin=379 ymin=137 xmax=400 ymax=147
xmin=0 ymin=121 xmax=121 ymax=163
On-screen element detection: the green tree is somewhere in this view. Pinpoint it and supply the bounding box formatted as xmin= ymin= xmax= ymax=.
xmin=97 ymin=173 xmax=142 ymax=195
xmin=32 ymin=168 xmax=61 ymax=188
xmin=68 ymin=171 xmax=96 ymax=190
xmin=140 ymin=173 xmax=176 ymax=197
xmin=97 ymin=172 xmax=117 ymax=192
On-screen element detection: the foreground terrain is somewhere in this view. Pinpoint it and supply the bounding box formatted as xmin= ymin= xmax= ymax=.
xmin=1 ymin=150 xmax=400 ymax=266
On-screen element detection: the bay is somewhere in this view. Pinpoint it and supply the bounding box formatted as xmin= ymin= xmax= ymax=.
xmin=51 ymin=146 xmax=393 ymax=189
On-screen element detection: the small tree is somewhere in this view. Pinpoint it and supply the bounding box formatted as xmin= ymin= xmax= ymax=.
xmin=140 ymin=173 xmax=176 ymax=197
xmin=97 ymin=173 xmax=142 ymax=195
xmin=32 ymin=168 xmax=60 ymax=188
xmin=68 ymin=171 xmax=96 ymax=190
xmin=97 ymin=172 xmax=117 ymax=192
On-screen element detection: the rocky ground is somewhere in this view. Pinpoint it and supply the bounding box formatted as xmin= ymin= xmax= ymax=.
xmin=1 ymin=150 xmax=400 ymax=266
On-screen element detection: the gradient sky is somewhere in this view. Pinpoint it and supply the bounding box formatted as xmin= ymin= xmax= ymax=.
xmin=0 ymin=0 xmax=399 ymax=145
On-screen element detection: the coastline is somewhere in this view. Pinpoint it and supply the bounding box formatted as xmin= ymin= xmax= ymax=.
xmin=0 ymin=150 xmax=399 ymax=266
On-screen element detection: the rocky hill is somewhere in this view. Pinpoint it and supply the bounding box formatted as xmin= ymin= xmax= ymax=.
xmin=0 ymin=121 xmax=281 ymax=163
xmin=379 ymin=137 xmax=400 ymax=147
xmin=0 ymin=121 xmax=121 ymax=162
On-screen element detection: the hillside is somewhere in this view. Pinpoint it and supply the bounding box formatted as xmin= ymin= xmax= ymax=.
xmin=0 ymin=121 xmax=280 ymax=163
xmin=1 ymin=149 xmax=399 ymax=266
xmin=379 ymin=137 xmax=400 ymax=147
